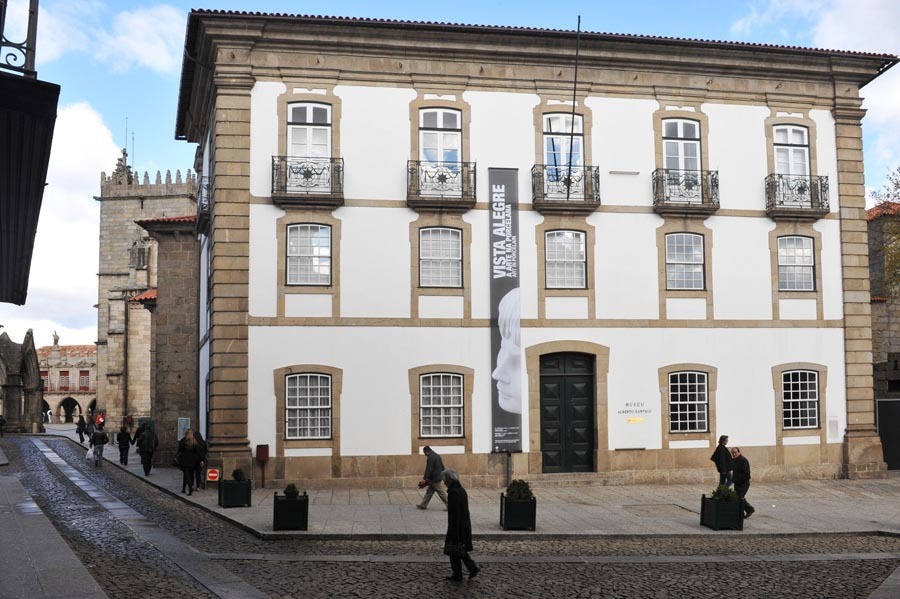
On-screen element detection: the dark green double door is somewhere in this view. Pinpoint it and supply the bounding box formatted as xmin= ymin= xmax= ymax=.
xmin=539 ymin=352 xmax=595 ymax=473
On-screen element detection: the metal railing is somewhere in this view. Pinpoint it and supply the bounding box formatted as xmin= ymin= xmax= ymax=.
xmin=42 ymin=382 xmax=96 ymax=393
xmin=765 ymin=174 xmax=829 ymax=213
xmin=407 ymin=160 xmax=476 ymax=200
xmin=196 ymin=176 xmax=210 ymax=231
xmin=652 ymin=169 xmax=719 ymax=209
xmin=272 ymin=156 xmax=343 ymax=198
xmin=0 ymin=0 xmax=39 ymax=78
xmin=532 ymin=164 xmax=600 ymax=203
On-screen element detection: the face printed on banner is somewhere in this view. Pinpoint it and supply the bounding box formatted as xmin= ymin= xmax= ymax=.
xmin=492 ymin=288 xmax=522 ymax=414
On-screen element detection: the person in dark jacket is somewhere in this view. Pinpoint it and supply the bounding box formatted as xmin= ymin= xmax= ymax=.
xmin=710 ymin=434 xmax=733 ymax=487
xmin=116 ymin=426 xmax=133 ymax=465
xmin=417 ymin=446 xmax=448 ymax=510
xmin=177 ymin=428 xmax=200 ymax=495
xmin=192 ymin=430 xmax=208 ymax=491
xmin=75 ymin=415 xmax=86 ymax=443
xmin=731 ymin=447 xmax=755 ymax=518
xmin=136 ymin=423 xmax=159 ymax=476
xmin=442 ymin=468 xmax=479 ymax=581
xmin=85 ymin=417 xmax=95 ymax=443
xmin=89 ymin=425 xmax=109 ymax=467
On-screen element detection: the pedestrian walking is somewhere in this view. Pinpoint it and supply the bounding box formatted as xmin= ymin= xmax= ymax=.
xmin=116 ymin=426 xmax=133 ymax=465
xmin=85 ymin=417 xmax=95 ymax=442
xmin=731 ymin=447 xmax=756 ymax=519
xmin=136 ymin=423 xmax=158 ymax=476
xmin=177 ymin=429 xmax=200 ymax=495
xmin=442 ymin=469 xmax=480 ymax=581
xmin=193 ymin=430 xmax=208 ymax=491
xmin=0 ymin=413 xmax=6 ymax=437
xmin=710 ymin=434 xmax=733 ymax=487
xmin=75 ymin=415 xmax=86 ymax=443
xmin=89 ymin=425 xmax=109 ymax=467
xmin=417 ymin=446 xmax=448 ymax=510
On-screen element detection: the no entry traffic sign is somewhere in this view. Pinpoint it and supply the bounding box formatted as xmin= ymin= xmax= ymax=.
xmin=206 ymin=468 xmax=220 ymax=482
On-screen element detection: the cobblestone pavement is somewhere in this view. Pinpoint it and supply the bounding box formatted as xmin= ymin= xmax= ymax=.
xmin=2 ymin=436 xmax=899 ymax=599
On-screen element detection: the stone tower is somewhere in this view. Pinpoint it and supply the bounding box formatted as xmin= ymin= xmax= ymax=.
xmin=95 ymin=149 xmax=196 ymax=427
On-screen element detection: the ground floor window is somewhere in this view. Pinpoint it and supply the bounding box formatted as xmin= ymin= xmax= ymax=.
xmin=420 ymin=373 xmax=464 ymax=437
xmin=285 ymin=373 xmax=332 ymax=439
xmin=668 ymin=371 xmax=709 ymax=432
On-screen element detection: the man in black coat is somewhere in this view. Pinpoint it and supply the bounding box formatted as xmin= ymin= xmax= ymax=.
xmin=731 ymin=447 xmax=755 ymax=518
xmin=710 ymin=434 xmax=733 ymax=487
xmin=417 ymin=446 xmax=448 ymax=509
xmin=442 ymin=468 xmax=480 ymax=581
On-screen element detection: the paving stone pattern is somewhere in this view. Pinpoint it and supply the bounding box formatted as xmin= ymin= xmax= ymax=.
xmin=3 ymin=437 xmax=899 ymax=599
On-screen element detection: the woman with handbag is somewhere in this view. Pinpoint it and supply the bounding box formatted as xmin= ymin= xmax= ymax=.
xmin=441 ymin=469 xmax=480 ymax=581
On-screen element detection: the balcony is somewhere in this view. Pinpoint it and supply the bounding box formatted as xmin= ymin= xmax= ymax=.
xmin=196 ymin=176 xmax=210 ymax=233
xmin=765 ymin=174 xmax=830 ymax=221
xmin=531 ymin=165 xmax=601 ymax=215
xmin=407 ymin=161 xmax=476 ymax=212
xmin=272 ymin=156 xmax=344 ymax=208
xmin=652 ymin=169 xmax=720 ymax=217
xmin=42 ymin=382 xmax=96 ymax=394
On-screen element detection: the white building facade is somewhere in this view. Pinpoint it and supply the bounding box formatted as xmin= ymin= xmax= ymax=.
xmin=176 ymin=11 xmax=895 ymax=487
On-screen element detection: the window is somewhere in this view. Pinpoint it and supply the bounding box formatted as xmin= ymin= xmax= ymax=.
xmin=285 ymin=374 xmax=332 ymax=439
xmin=40 ymin=371 xmax=48 ymax=391
xmin=58 ymin=371 xmax=69 ymax=391
xmin=419 ymin=227 xmax=462 ymax=287
xmin=287 ymin=103 xmax=331 ymax=159
xmin=782 ymin=370 xmax=819 ymax=429
xmin=420 ymin=373 xmax=464 ymax=437
xmin=286 ymin=224 xmax=331 ymax=285
xmin=668 ymin=371 xmax=709 ymax=433
xmin=79 ymin=371 xmax=90 ymax=391
xmin=663 ymin=119 xmax=701 ymax=172
xmin=665 ymin=233 xmax=705 ymax=290
xmin=543 ymin=113 xmax=584 ymax=198
xmin=419 ymin=108 xmax=461 ymax=164
xmin=778 ymin=236 xmax=815 ymax=291
xmin=774 ymin=125 xmax=810 ymax=177
xmin=545 ymin=230 xmax=586 ymax=288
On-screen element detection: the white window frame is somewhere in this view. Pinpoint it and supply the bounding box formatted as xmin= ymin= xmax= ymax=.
xmin=285 ymin=373 xmax=332 ymax=440
xmin=778 ymin=236 xmax=815 ymax=291
xmin=545 ymin=230 xmax=586 ymax=289
xmin=286 ymin=224 xmax=332 ymax=286
xmin=662 ymin=119 xmax=701 ymax=172
xmin=668 ymin=371 xmax=709 ymax=433
xmin=773 ymin=125 xmax=810 ymax=177
xmin=58 ymin=371 xmax=70 ymax=390
xmin=419 ymin=227 xmax=462 ymax=288
xmin=419 ymin=373 xmax=464 ymax=438
xmin=782 ymin=370 xmax=820 ymax=430
xmin=79 ymin=371 xmax=90 ymax=390
xmin=419 ymin=108 xmax=461 ymax=165
xmin=287 ymin=103 xmax=332 ymax=159
xmin=665 ymin=232 xmax=705 ymax=290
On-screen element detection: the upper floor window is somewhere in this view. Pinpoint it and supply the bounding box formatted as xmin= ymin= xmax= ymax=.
xmin=419 ymin=108 xmax=461 ymax=164
xmin=778 ymin=236 xmax=815 ymax=291
xmin=545 ymin=230 xmax=586 ymax=289
xmin=287 ymin=103 xmax=331 ymax=159
xmin=40 ymin=370 xmax=48 ymax=391
xmin=285 ymin=373 xmax=332 ymax=439
xmin=287 ymin=224 xmax=331 ymax=285
xmin=420 ymin=227 xmax=462 ymax=287
xmin=774 ymin=125 xmax=810 ymax=177
xmin=668 ymin=371 xmax=709 ymax=433
xmin=420 ymin=373 xmax=464 ymax=437
xmin=79 ymin=370 xmax=90 ymax=391
xmin=663 ymin=119 xmax=701 ymax=172
xmin=665 ymin=233 xmax=705 ymax=290
xmin=544 ymin=113 xmax=583 ymax=170
xmin=782 ymin=370 xmax=819 ymax=429
xmin=58 ymin=371 xmax=70 ymax=390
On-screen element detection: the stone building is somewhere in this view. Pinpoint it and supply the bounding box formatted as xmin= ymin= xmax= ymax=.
xmin=36 ymin=335 xmax=97 ymax=423
xmin=176 ymin=11 xmax=894 ymax=487
xmin=94 ymin=150 xmax=196 ymax=429
xmin=0 ymin=330 xmax=42 ymax=432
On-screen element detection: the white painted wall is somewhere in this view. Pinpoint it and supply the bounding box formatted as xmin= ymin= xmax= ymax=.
xmin=593 ymin=213 xmax=660 ymax=319
xmin=248 ymin=204 xmax=282 ymax=317
xmin=704 ymin=103 xmax=770 ymax=211
xmin=666 ymin=298 xmax=707 ymax=320
xmin=709 ymin=215 xmax=774 ymax=320
xmin=546 ymin=297 xmax=589 ymax=319
xmin=199 ymin=337 xmax=209 ymax=438
xmin=285 ymin=294 xmax=332 ymax=318
xmin=816 ymin=218 xmax=845 ymax=320
xmin=810 ymin=109 xmax=839 ymax=213
xmin=249 ymin=81 xmax=286 ymax=198
xmin=419 ymin=296 xmax=464 ymax=319
xmin=779 ymin=299 xmax=818 ymax=320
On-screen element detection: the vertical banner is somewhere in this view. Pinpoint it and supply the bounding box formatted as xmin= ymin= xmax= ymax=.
xmin=489 ymin=168 xmax=522 ymax=452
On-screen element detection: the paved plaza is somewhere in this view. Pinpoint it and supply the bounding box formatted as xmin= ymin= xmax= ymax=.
xmin=1 ymin=430 xmax=899 ymax=598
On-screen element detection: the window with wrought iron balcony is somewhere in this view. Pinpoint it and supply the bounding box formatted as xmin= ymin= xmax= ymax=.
xmin=652 ymin=119 xmax=719 ymax=217
xmin=765 ymin=125 xmax=829 ymax=221
xmin=407 ymin=108 xmax=476 ymax=212
xmin=532 ymin=114 xmax=600 ymax=215
xmin=271 ymin=103 xmax=344 ymax=208
xmin=195 ymin=176 xmax=210 ymax=233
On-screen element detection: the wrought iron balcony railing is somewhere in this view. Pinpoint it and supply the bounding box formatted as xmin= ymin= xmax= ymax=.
xmin=407 ymin=160 xmax=476 ymax=212
xmin=42 ymin=382 xmax=96 ymax=393
xmin=765 ymin=174 xmax=829 ymax=220
xmin=272 ymin=156 xmax=344 ymax=207
xmin=531 ymin=164 xmax=601 ymax=214
xmin=652 ymin=169 xmax=720 ymax=216
xmin=196 ymin=176 xmax=210 ymax=233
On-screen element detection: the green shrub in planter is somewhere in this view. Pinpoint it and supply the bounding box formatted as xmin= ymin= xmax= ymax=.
xmin=700 ymin=485 xmax=743 ymax=531
xmin=500 ymin=479 xmax=536 ymax=531
xmin=218 ymin=469 xmax=252 ymax=508
xmin=273 ymin=484 xmax=308 ymax=531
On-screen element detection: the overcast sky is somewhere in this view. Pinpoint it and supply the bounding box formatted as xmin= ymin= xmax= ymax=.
xmin=1 ymin=0 xmax=898 ymax=347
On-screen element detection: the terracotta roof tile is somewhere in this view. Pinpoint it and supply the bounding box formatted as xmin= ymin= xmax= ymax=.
xmin=130 ymin=289 xmax=158 ymax=302
xmin=36 ymin=345 xmax=96 ymax=359
xmin=872 ymin=296 xmax=888 ymax=302
xmin=134 ymin=215 xmax=196 ymax=226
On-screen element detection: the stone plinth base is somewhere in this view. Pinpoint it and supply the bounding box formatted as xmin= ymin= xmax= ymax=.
xmin=842 ymin=432 xmax=888 ymax=479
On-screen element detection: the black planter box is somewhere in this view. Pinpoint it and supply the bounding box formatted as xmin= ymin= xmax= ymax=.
xmin=273 ymin=492 xmax=309 ymax=531
xmin=218 ymin=479 xmax=252 ymax=508
xmin=700 ymin=494 xmax=744 ymax=531
xmin=500 ymin=493 xmax=536 ymax=531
